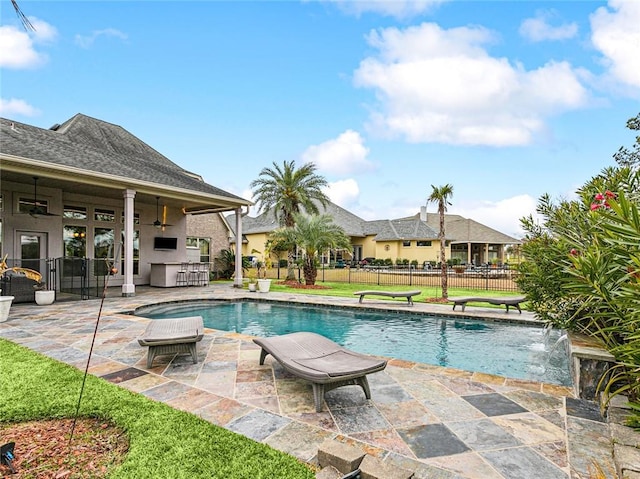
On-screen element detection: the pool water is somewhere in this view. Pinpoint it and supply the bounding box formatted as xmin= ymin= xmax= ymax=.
xmin=138 ymin=300 xmax=571 ymax=386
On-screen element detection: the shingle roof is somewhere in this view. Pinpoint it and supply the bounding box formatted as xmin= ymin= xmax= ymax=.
xmin=422 ymin=213 xmax=520 ymax=244
xmin=364 ymin=218 xmax=441 ymax=241
xmin=228 ymin=201 xmax=368 ymax=237
xmin=1 ymin=114 xmax=246 ymax=201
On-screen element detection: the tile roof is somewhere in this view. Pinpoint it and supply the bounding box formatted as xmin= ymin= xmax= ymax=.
xmin=1 ymin=114 xmax=246 ymax=201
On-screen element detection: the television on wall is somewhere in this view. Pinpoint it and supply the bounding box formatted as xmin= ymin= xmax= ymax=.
xmin=154 ymin=237 xmax=178 ymax=250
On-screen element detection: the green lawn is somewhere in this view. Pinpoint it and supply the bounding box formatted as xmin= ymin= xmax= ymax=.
xmin=0 ymin=339 xmax=314 ymax=479
xmin=244 ymin=280 xmax=527 ymax=310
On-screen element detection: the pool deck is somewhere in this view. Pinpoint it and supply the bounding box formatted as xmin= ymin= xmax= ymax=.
xmin=0 ymin=285 xmax=617 ymax=478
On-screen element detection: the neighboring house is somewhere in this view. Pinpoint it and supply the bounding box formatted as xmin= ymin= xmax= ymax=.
xmin=229 ymin=203 xmax=520 ymax=267
xmin=421 ymin=210 xmax=520 ymax=265
xmin=0 ymin=114 xmax=251 ymax=296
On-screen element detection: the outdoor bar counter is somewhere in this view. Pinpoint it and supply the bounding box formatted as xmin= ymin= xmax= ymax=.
xmin=149 ymin=262 xmax=182 ymax=288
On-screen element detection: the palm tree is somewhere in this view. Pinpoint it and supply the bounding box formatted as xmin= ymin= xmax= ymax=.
xmin=269 ymin=214 xmax=352 ymax=285
xmin=427 ymin=184 xmax=454 ymax=299
xmin=250 ymin=160 xmax=330 ymax=280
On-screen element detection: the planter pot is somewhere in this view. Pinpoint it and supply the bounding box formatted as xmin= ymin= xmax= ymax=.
xmin=257 ymin=279 xmax=271 ymax=293
xmin=35 ymin=290 xmax=55 ymax=306
xmin=0 ymin=296 xmax=15 ymax=322
xmin=248 ymin=283 xmax=257 ymax=292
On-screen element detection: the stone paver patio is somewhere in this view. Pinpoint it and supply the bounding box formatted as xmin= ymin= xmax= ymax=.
xmin=0 ymin=285 xmax=618 ymax=478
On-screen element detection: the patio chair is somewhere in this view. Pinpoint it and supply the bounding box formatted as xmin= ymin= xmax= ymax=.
xmin=138 ymin=316 xmax=204 ymax=368
xmin=253 ymin=332 xmax=387 ymax=412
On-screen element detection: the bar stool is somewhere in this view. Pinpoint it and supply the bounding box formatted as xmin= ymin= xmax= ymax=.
xmin=197 ymin=262 xmax=210 ymax=286
xmin=176 ymin=263 xmax=189 ymax=287
xmin=187 ymin=262 xmax=200 ymax=286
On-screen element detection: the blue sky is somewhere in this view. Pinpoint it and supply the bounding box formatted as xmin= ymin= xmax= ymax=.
xmin=1 ymin=0 xmax=639 ymax=238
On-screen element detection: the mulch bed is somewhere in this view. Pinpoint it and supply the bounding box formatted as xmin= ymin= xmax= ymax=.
xmin=0 ymin=418 xmax=128 ymax=478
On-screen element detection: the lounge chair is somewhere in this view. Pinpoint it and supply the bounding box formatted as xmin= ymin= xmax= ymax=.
xmin=253 ymin=332 xmax=387 ymax=412
xmin=138 ymin=316 xmax=204 ymax=368
xmin=353 ymin=290 xmax=421 ymax=305
xmin=448 ymin=296 xmax=526 ymax=313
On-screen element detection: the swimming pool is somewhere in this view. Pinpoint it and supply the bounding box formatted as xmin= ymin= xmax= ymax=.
xmin=136 ymin=300 xmax=571 ymax=386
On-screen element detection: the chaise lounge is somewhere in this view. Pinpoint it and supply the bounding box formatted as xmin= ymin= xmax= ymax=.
xmin=448 ymin=296 xmax=526 ymax=313
xmin=138 ymin=316 xmax=204 ymax=368
xmin=353 ymin=290 xmax=421 ymax=305
xmin=253 ymin=332 xmax=388 ymax=412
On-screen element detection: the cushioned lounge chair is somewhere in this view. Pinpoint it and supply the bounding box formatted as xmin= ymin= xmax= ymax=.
xmin=138 ymin=316 xmax=204 ymax=368
xmin=253 ymin=332 xmax=387 ymax=412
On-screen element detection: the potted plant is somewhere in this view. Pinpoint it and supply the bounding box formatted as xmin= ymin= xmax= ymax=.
xmin=256 ymin=259 xmax=271 ymax=293
xmin=0 ymin=293 xmax=13 ymax=323
xmin=0 ymin=254 xmax=42 ymax=321
xmin=246 ymin=269 xmax=257 ymax=292
xmin=34 ymin=281 xmax=55 ymax=305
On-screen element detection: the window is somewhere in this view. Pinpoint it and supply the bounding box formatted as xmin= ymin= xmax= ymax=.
xmin=402 ymin=240 xmax=411 ymax=247
xmin=94 ymin=208 xmax=115 ymax=222
xmin=64 ymin=205 xmax=87 ymax=220
xmin=187 ymin=237 xmax=211 ymax=263
xmin=94 ymin=227 xmax=115 ymax=275
xmin=121 ymin=231 xmax=140 ymax=275
xmin=18 ymin=196 xmax=48 ymax=215
xmin=63 ymin=226 xmax=87 ymax=257
xmin=417 ymin=240 xmax=432 ymax=247
xmin=121 ymin=212 xmax=140 ymax=225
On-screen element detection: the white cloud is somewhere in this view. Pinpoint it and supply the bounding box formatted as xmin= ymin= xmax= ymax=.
xmin=75 ymin=28 xmax=128 ymax=49
xmin=353 ymin=22 xmax=589 ymax=146
xmin=326 ymin=179 xmax=360 ymax=208
xmin=0 ymin=18 xmax=57 ymax=69
xmin=302 ymin=130 xmax=374 ymax=176
xmin=326 ymin=0 xmax=446 ymax=19
xmin=0 ymin=98 xmax=40 ymax=117
xmin=590 ymin=0 xmax=640 ymax=89
xmin=452 ymin=195 xmax=539 ymax=239
xmin=519 ymin=10 xmax=578 ymax=42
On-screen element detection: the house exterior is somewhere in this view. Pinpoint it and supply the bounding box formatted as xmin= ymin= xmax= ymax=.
xmin=229 ymin=203 xmax=520 ymax=267
xmin=421 ymin=211 xmax=519 ymax=265
xmin=0 ymin=114 xmax=251 ymax=296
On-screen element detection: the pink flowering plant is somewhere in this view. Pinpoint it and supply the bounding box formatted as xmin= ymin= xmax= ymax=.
xmin=518 ymin=161 xmax=640 ymax=426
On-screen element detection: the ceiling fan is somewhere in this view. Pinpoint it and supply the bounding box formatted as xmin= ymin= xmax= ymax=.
xmin=149 ymin=197 xmax=173 ymax=228
xmin=29 ymin=177 xmax=58 ymax=217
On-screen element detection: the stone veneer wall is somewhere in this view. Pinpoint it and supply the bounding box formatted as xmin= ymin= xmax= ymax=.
xmin=568 ymin=331 xmax=616 ymax=400
xmin=186 ymin=213 xmax=232 ymax=259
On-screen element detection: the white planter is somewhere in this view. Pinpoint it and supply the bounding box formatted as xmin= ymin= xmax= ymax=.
xmin=257 ymin=279 xmax=271 ymax=293
xmin=35 ymin=290 xmax=55 ymax=306
xmin=0 ymin=296 xmax=14 ymax=322
xmin=248 ymin=283 xmax=257 ymax=292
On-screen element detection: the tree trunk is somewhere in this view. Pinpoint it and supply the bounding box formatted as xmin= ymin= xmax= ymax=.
xmin=439 ymin=206 xmax=448 ymax=299
xmin=286 ymin=250 xmax=296 ymax=281
xmin=303 ymin=258 xmax=316 ymax=285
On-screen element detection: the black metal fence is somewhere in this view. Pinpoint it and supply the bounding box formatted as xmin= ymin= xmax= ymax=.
xmin=1 ymin=257 xmax=108 ymax=301
xmin=267 ymin=264 xmax=520 ymax=292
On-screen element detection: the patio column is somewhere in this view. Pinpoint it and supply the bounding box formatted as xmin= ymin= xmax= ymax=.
xmin=467 ymin=242 xmax=471 ymax=264
xmin=122 ymin=189 xmax=136 ymax=297
xmin=234 ymin=207 xmax=243 ymax=288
